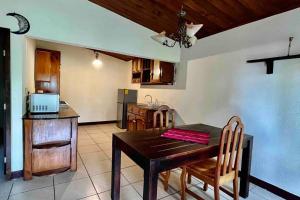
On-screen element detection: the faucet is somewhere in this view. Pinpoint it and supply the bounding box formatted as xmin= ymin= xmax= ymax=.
xmin=144 ymin=95 xmax=152 ymax=105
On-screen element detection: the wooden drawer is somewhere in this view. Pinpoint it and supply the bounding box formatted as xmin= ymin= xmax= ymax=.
xmin=32 ymin=145 xmax=71 ymax=173
xmin=32 ymin=119 xmax=71 ymax=145
xmin=128 ymin=104 xmax=134 ymax=113
xmin=127 ymin=113 xmax=135 ymax=121
xmin=132 ymin=106 xmax=140 ymax=115
xmin=139 ymin=108 xmax=147 ymax=116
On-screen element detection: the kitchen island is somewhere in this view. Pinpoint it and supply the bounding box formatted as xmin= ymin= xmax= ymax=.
xmin=23 ymin=105 xmax=79 ymax=180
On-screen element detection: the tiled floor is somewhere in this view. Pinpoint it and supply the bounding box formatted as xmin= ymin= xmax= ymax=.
xmin=0 ymin=123 xmax=285 ymax=200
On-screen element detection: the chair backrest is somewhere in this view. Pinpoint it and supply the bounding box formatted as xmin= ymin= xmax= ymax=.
xmin=216 ymin=116 xmax=244 ymax=177
xmin=153 ymin=105 xmax=175 ymax=129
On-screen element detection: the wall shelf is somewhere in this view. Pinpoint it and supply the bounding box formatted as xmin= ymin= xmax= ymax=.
xmin=247 ymin=54 xmax=300 ymax=74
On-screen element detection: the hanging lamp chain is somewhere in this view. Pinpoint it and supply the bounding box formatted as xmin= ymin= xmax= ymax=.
xmin=288 ymin=36 xmax=294 ymax=56
xmin=163 ymin=5 xmax=192 ymax=48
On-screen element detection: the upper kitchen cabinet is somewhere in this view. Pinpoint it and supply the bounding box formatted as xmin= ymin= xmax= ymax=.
xmin=131 ymin=58 xmax=141 ymax=83
xmin=35 ymin=48 xmax=61 ymax=94
xmin=140 ymin=59 xmax=175 ymax=85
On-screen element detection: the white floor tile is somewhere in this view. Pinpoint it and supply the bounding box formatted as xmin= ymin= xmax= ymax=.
xmin=121 ymin=156 xmax=136 ymax=169
xmin=98 ymin=185 xmax=142 ymax=200
xmin=91 ymin=172 xmax=129 ymax=193
xmin=0 ymin=179 xmax=13 ymax=200
xmin=81 ymin=195 xmax=100 ymax=200
xmin=81 ymin=151 xmax=109 ymax=162
xmin=97 ymin=143 xmax=112 ymax=151
xmin=121 ymin=166 xmax=143 ymax=183
xmin=11 ymin=176 xmax=53 ymax=195
xmin=55 ymin=178 xmax=96 ymax=200
xmin=78 ymin=138 xmax=96 ymax=146
xmin=9 ymin=186 xmax=54 ymax=200
xmin=78 ymin=144 xmax=102 ymax=154
xmin=54 ymin=164 xmax=89 ymax=185
xmin=84 ymin=159 xmax=112 ymax=175
xmin=91 ymin=136 xmax=112 ymax=144
xmin=251 ymin=186 xmax=285 ymax=200
xmin=132 ymin=180 xmax=177 ymax=199
xmin=86 ymin=129 xmax=106 ymax=135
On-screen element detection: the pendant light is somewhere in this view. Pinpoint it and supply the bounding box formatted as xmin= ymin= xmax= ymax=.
xmin=92 ymin=51 xmax=103 ymax=68
xmin=151 ymin=6 xmax=203 ymax=48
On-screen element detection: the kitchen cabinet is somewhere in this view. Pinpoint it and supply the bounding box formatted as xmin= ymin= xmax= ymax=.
xmin=23 ymin=105 xmax=79 ymax=180
xmin=141 ymin=59 xmax=175 ymax=85
xmin=127 ymin=103 xmax=169 ymax=131
xmin=127 ymin=104 xmax=155 ymax=131
xmin=35 ymin=48 xmax=60 ymax=94
xmin=131 ymin=58 xmax=175 ymax=85
xmin=131 ymin=58 xmax=141 ymax=83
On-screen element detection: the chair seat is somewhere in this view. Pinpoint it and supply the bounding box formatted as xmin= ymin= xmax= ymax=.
xmin=186 ymin=158 xmax=235 ymax=185
xmin=186 ymin=159 xmax=217 ymax=184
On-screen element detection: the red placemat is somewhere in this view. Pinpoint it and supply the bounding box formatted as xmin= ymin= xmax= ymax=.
xmin=161 ymin=128 xmax=210 ymax=144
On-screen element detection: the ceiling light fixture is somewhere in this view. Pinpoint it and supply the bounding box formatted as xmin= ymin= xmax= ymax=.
xmin=92 ymin=51 xmax=103 ymax=68
xmin=151 ymin=6 xmax=203 ymax=48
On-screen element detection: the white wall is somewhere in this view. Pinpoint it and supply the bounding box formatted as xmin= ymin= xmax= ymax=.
xmin=0 ymin=0 xmax=180 ymax=62
xmin=36 ymin=40 xmax=131 ymax=123
xmin=129 ymin=9 xmax=300 ymax=196
xmin=0 ymin=0 xmax=179 ymax=172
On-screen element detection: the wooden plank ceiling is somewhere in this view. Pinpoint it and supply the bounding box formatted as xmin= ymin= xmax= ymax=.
xmin=89 ymin=0 xmax=300 ymax=39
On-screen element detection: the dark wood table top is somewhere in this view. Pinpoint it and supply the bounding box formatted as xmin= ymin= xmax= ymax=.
xmin=114 ymin=123 xmax=253 ymax=161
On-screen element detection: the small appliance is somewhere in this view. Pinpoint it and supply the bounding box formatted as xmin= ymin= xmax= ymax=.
xmin=117 ymin=89 xmax=137 ymax=129
xmin=30 ymin=93 xmax=59 ymax=113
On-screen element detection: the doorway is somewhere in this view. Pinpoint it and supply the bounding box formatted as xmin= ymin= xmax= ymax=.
xmin=0 ymin=27 xmax=11 ymax=179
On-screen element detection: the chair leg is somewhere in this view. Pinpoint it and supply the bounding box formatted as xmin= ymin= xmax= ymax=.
xmin=187 ymin=173 xmax=192 ymax=184
xmin=203 ymin=183 xmax=208 ymax=191
xmin=233 ymin=177 xmax=239 ymax=200
xmin=180 ymin=167 xmax=187 ymax=200
xmin=214 ymin=182 xmax=220 ymax=200
xmin=163 ymin=170 xmax=171 ymax=191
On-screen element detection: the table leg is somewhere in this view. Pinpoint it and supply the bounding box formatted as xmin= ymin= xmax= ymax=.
xmin=143 ymin=161 xmax=159 ymax=200
xmin=240 ymin=137 xmax=253 ymax=198
xmin=111 ymin=136 xmax=121 ymax=200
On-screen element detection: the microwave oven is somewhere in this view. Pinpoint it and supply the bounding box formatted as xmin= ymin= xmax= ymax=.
xmin=30 ymin=93 xmax=60 ymax=113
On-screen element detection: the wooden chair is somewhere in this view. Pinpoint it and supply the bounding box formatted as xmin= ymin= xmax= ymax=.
xmin=180 ymin=116 xmax=244 ymax=200
xmin=153 ymin=105 xmax=175 ymax=191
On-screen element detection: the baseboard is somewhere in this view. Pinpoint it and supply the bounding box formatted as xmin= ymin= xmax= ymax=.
xmin=10 ymin=170 xmax=23 ymax=179
xmin=78 ymin=120 xmax=117 ymax=126
xmin=250 ymin=175 xmax=299 ymax=200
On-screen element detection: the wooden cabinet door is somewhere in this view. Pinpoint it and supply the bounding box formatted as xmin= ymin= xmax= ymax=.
xmin=35 ymin=50 xmax=51 ymax=82
xmin=127 ymin=113 xmax=136 ymax=131
xmin=35 ymin=49 xmax=60 ymax=94
xmin=132 ymin=58 xmax=141 ymax=72
xmin=151 ymin=60 xmax=161 ymax=83
xmin=136 ymin=116 xmax=146 ymax=131
xmin=160 ymin=61 xmax=174 ymax=83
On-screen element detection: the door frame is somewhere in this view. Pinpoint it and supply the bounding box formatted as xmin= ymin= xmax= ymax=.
xmin=0 ymin=27 xmax=11 ymax=179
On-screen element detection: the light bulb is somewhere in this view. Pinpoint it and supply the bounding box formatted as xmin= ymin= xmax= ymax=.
xmin=92 ymin=58 xmax=102 ymax=68
xmin=92 ymin=52 xmax=103 ymax=69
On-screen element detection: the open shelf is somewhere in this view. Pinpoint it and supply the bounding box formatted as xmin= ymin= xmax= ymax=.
xmin=247 ymin=54 xmax=300 ymax=74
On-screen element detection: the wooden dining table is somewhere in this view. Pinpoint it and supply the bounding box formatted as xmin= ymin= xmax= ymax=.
xmin=111 ymin=123 xmax=253 ymax=200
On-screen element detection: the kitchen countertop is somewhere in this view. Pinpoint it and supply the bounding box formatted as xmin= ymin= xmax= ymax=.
xmin=23 ymin=104 xmax=79 ymax=120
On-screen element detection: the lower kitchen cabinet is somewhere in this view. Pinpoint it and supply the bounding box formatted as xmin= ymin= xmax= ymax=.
xmin=23 ymin=106 xmax=79 ymax=180
xmin=127 ymin=103 xmax=162 ymax=131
